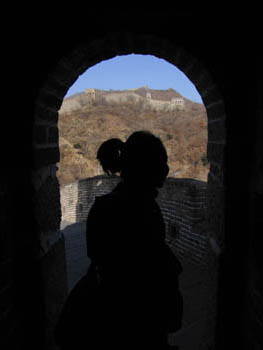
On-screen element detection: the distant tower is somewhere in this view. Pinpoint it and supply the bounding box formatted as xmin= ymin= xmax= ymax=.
xmin=171 ymin=97 xmax=185 ymax=110
xmin=85 ymin=88 xmax=96 ymax=102
xmin=146 ymin=92 xmax=151 ymax=100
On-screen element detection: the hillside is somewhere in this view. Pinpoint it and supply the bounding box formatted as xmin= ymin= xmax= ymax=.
xmin=57 ymin=87 xmax=209 ymax=187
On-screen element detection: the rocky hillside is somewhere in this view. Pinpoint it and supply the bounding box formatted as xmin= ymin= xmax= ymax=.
xmin=57 ymin=87 xmax=209 ymax=187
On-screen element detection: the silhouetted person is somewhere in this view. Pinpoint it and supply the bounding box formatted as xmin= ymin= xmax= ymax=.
xmin=55 ymin=131 xmax=183 ymax=349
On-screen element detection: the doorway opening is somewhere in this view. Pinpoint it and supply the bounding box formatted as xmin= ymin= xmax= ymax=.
xmin=33 ymin=34 xmax=226 ymax=350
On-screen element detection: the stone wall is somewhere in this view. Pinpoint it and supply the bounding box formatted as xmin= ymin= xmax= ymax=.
xmin=157 ymin=178 xmax=208 ymax=265
xmin=60 ymin=181 xmax=79 ymax=223
xmin=59 ymin=90 xmax=185 ymax=114
xmin=60 ymin=175 xmax=209 ymax=266
xmin=60 ymin=175 xmax=120 ymax=224
xmin=31 ymin=165 xmax=68 ymax=350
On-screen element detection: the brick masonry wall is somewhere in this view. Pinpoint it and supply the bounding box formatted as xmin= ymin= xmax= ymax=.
xmin=31 ymin=165 xmax=68 ymax=350
xmin=60 ymin=175 xmax=209 ymax=266
xmin=60 ymin=175 xmax=120 ymax=224
xmin=157 ymin=178 xmax=208 ymax=266
xmin=60 ymin=181 xmax=79 ymax=223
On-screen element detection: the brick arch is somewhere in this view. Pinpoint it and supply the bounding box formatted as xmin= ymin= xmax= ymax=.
xmin=33 ymin=30 xmax=226 ymax=244
xmin=32 ymin=32 xmax=226 ymax=348
xmin=34 ymin=32 xmax=226 ymax=182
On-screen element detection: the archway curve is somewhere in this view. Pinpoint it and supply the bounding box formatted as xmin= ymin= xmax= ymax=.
xmin=32 ymin=31 xmax=227 ymax=348
xmin=34 ymin=31 xmax=226 ymax=185
xmin=33 ymin=31 xmax=227 ymax=248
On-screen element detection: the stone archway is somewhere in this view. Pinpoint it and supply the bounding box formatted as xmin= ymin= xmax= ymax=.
xmin=32 ymin=32 xmax=227 ymax=349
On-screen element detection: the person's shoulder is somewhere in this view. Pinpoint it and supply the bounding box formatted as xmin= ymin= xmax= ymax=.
xmin=90 ymin=182 xmax=126 ymax=218
xmin=93 ymin=191 xmax=121 ymax=211
xmin=87 ymin=193 xmax=116 ymax=223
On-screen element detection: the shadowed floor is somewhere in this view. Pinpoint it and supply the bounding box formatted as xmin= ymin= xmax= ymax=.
xmin=62 ymin=220 xmax=211 ymax=349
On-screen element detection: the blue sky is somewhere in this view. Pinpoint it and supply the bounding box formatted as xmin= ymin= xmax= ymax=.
xmin=66 ymin=54 xmax=203 ymax=103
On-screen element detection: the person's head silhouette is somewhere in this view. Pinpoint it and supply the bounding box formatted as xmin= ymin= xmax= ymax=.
xmin=97 ymin=131 xmax=169 ymax=189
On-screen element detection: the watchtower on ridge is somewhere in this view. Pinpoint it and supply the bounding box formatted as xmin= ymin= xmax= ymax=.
xmin=85 ymin=88 xmax=96 ymax=102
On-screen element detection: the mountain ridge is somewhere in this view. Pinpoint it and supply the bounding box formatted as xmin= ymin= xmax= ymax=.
xmin=60 ymin=86 xmax=202 ymax=114
xmin=57 ymin=87 xmax=208 ymax=187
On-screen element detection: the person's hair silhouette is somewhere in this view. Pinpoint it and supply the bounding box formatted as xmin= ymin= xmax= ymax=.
xmin=97 ymin=130 xmax=169 ymax=189
xmin=55 ymin=131 xmax=183 ymax=350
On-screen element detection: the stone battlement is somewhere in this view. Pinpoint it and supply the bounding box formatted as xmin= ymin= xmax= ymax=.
xmin=60 ymin=175 xmax=208 ymax=266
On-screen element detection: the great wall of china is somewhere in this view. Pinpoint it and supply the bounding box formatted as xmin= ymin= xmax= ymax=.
xmin=60 ymin=175 xmax=209 ymax=266
xmin=59 ymin=87 xmax=185 ymax=114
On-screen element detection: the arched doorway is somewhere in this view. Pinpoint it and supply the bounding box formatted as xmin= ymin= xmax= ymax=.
xmin=32 ymin=32 xmax=227 ymax=349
